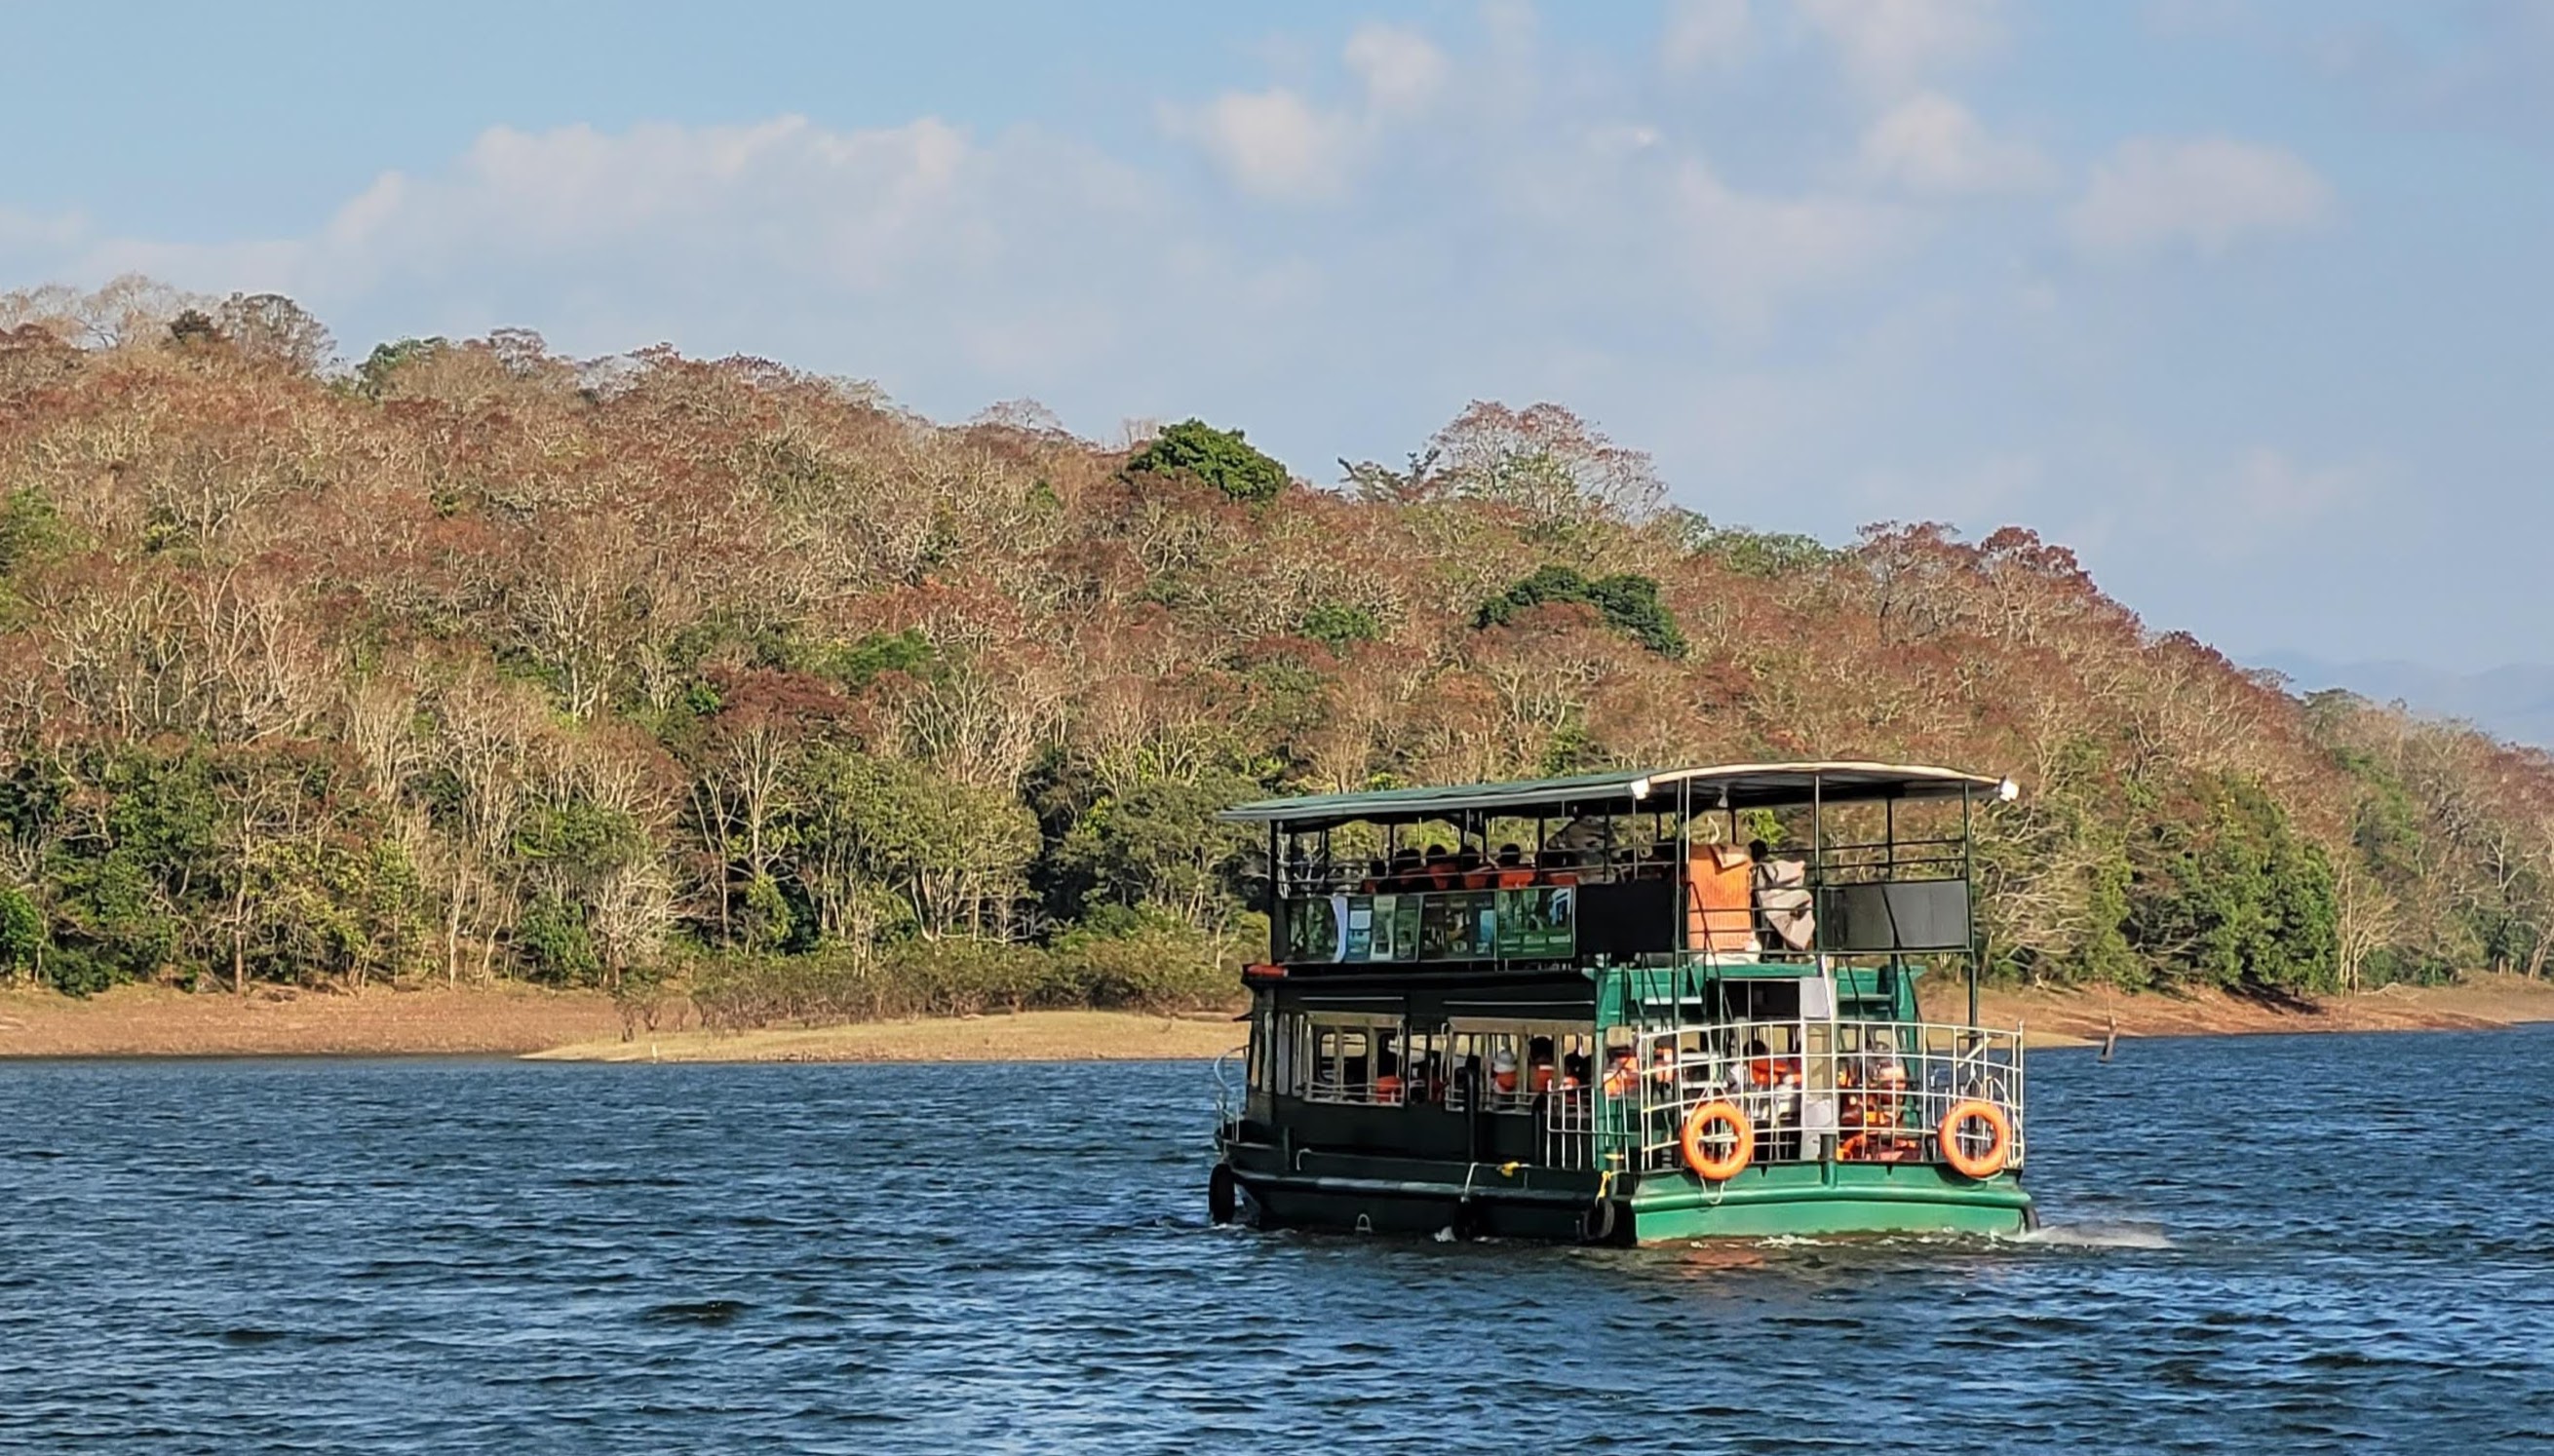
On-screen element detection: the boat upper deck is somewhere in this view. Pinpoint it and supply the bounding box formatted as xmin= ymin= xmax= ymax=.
xmin=1226 ymin=762 xmax=2015 ymax=973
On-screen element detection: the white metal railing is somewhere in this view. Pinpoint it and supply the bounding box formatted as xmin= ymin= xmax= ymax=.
xmin=1609 ymin=1019 xmax=2025 ymax=1174
xmin=1212 ymin=1043 xmax=1248 ymax=1135
xmin=1229 ymin=1010 xmax=2023 ymax=1177
xmin=1543 ymin=1077 xmax=1597 ymax=1169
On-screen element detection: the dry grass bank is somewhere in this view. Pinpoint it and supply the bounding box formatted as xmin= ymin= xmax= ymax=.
xmin=0 ymin=983 xmax=622 ymax=1057
xmin=3 ymin=977 xmax=2550 ymax=1061
xmin=524 ymin=1009 xmax=1251 ymax=1064
xmin=1929 ymin=973 xmax=2554 ymax=1048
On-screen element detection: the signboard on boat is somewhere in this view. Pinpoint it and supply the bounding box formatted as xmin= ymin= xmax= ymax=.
xmin=1278 ymin=888 xmax=1576 ymax=964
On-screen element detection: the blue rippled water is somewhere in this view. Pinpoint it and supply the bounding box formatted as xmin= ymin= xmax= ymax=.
xmin=4 ymin=1026 xmax=2551 ymax=1452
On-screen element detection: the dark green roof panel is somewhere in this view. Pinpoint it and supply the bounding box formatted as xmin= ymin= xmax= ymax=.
xmin=1218 ymin=761 xmax=2010 ymax=826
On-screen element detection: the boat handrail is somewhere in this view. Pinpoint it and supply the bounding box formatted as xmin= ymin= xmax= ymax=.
xmin=1211 ymin=1043 xmax=1249 ymax=1133
xmin=1601 ymin=1017 xmax=2026 ymax=1175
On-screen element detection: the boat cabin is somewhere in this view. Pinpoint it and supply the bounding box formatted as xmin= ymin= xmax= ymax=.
xmin=1206 ymin=762 xmax=2035 ymax=1243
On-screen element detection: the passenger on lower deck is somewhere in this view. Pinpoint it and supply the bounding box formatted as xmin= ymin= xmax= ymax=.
xmin=1746 ymin=1037 xmax=1802 ymax=1090
xmin=1601 ymin=1047 xmax=1639 ymax=1095
xmin=1744 ymin=1036 xmax=1803 ymax=1160
xmin=1838 ymin=1029 xmax=1915 ymax=1157
xmin=1649 ymin=1040 xmax=1687 ymax=1092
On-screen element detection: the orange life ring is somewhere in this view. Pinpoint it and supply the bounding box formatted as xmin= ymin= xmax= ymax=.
xmin=1680 ymin=1099 xmax=1754 ymax=1182
xmin=1939 ymin=1099 xmax=2013 ymax=1179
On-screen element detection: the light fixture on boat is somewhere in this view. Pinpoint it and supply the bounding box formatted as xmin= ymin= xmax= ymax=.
xmin=1629 ymin=777 xmax=1651 ymax=799
xmin=1997 ymin=778 xmax=2020 ymax=802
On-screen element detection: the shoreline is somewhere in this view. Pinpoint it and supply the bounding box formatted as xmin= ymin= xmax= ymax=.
xmin=2 ymin=977 xmax=2550 ymax=1063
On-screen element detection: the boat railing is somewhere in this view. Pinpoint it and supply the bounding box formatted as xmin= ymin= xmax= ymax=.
xmin=1543 ymin=1081 xmax=1597 ymax=1169
xmin=1607 ymin=1018 xmax=2025 ymax=1175
xmin=1212 ymin=1044 xmax=1248 ymax=1137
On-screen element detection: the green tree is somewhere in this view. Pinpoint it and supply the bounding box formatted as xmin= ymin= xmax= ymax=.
xmin=1124 ymin=419 xmax=1289 ymax=504
xmin=790 ymin=749 xmax=1038 ymax=940
xmin=1298 ymin=601 xmax=1382 ymax=650
xmin=515 ymin=893 xmax=600 ymax=983
xmin=1051 ymin=771 xmax=1258 ymax=931
xmin=355 ymin=336 xmax=449 ymax=398
xmin=2126 ymin=776 xmax=2339 ymax=991
xmin=1476 ymin=564 xmax=1687 ymax=658
xmin=0 ymin=886 xmax=40 ymax=981
xmin=1666 ymin=510 xmax=1838 ymax=577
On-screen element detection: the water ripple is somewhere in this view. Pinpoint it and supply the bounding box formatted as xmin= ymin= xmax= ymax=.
xmin=2 ymin=1026 xmax=2549 ymax=1449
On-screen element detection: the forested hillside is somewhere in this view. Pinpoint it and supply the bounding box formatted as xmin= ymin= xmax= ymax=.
xmin=2 ymin=278 xmax=2549 ymax=1016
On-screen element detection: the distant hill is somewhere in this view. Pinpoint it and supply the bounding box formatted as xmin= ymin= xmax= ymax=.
xmin=2257 ymin=654 xmax=2554 ymax=748
xmin=3 ymin=276 xmax=2551 ymax=1000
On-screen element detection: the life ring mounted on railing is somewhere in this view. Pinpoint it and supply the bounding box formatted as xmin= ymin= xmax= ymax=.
xmin=1680 ymin=1099 xmax=1754 ymax=1182
xmin=1938 ymin=1098 xmax=2014 ymax=1179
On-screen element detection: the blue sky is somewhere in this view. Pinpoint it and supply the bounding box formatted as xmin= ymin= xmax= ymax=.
xmin=4 ymin=1 xmax=2550 ymax=671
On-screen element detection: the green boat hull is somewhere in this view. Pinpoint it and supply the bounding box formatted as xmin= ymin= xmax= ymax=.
xmin=1624 ymin=1161 xmax=2032 ymax=1241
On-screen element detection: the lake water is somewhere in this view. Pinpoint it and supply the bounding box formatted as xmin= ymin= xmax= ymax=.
xmin=3 ymin=1026 xmax=2550 ymax=1452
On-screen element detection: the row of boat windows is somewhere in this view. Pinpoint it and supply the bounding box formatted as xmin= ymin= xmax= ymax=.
xmin=1252 ymin=1015 xmax=1813 ymax=1112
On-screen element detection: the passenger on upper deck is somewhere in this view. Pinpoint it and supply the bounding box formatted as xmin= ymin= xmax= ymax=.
xmin=1749 ymin=839 xmax=1816 ymax=952
xmin=1490 ymin=1047 xmax=1519 ymax=1096
xmin=1527 ymin=1035 xmax=1556 ymax=1092
xmin=1547 ymin=814 xmax=1609 ymax=864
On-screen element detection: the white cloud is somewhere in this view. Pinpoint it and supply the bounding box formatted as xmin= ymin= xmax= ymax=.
xmin=1167 ymin=26 xmax=1446 ymax=203
xmin=2229 ymin=446 xmax=2366 ymax=526
xmin=1160 ymin=88 xmax=1360 ymax=203
xmin=1858 ymin=92 xmax=2052 ymax=195
xmin=1662 ymin=0 xmax=1753 ymax=72
xmin=2068 ymin=137 xmax=2333 ymax=259
xmin=1344 ymin=24 xmax=1450 ymax=115
xmin=1798 ymin=0 xmax=2007 ymax=92
xmin=0 ymin=207 xmax=90 ymax=255
xmin=24 ymin=114 xmax=1202 ymax=388
xmin=1670 ymin=160 xmax=1913 ymax=325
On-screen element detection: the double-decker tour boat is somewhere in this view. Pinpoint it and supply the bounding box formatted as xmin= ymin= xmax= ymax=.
xmin=1206 ymin=762 xmax=2035 ymax=1243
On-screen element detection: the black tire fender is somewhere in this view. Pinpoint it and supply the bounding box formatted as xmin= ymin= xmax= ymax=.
xmin=1208 ymin=1163 xmax=1238 ymax=1225
xmin=1578 ymin=1197 xmax=1617 ymax=1245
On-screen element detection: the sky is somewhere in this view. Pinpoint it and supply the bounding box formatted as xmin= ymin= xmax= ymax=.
xmin=3 ymin=0 xmax=2549 ymax=672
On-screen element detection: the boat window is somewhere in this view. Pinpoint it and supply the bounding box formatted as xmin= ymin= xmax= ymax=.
xmin=1311 ymin=1026 xmax=1362 ymax=1098
xmin=1445 ymin=1020 xmax=1595 ymax=1114
xmin=1289 ymin=1013 xmax=1408 ymax=1105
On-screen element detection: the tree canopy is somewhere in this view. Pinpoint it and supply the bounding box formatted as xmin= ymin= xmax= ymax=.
xmin=1 ymin=278 xmax=2550 ymax=1014
xmin=1123 ymin=418 xmax=1289 ymax=504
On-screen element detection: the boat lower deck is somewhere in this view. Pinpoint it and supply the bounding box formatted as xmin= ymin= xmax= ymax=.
xmin=1220 ymin=1141 xmax=2032 ymax=1244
